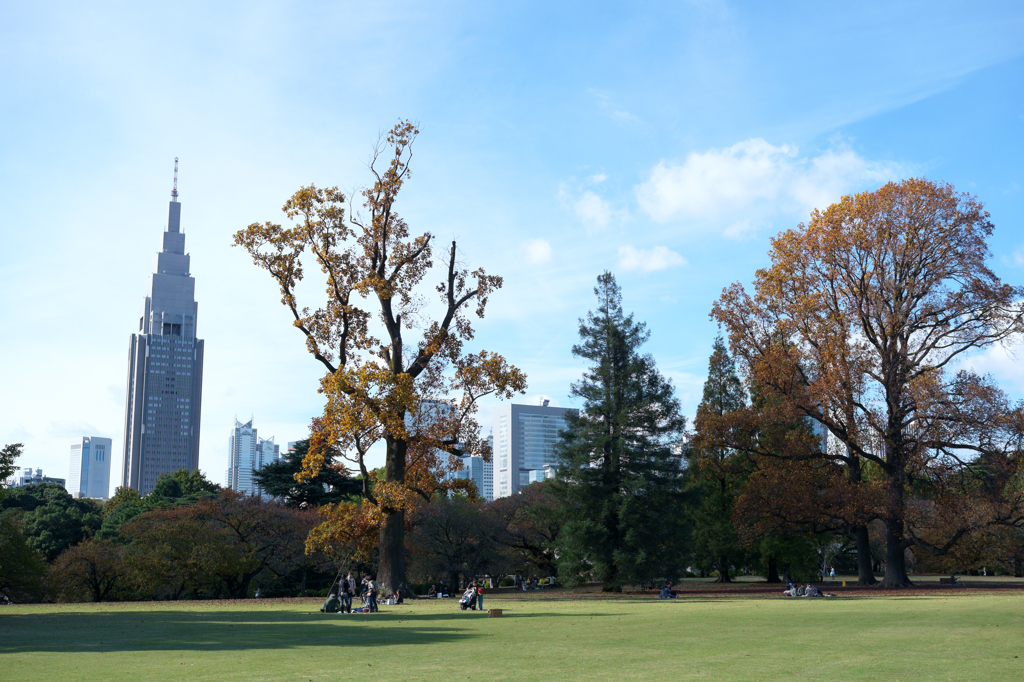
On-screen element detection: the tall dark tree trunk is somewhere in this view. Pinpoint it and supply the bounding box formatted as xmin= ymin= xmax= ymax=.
xmin=1013 ymin=554 xmax=1023 ymax=579
xmin=854 ymin=525 xmax=877 ymax=585
xmin=301 ymin=568 xmax=307 ymax=597
xmin=882 ymin=520 xmax=912 ymax=587
xmin=377 ymin=437 xmax=413 ymax=598
xmin=846 ymin=452 xmax=876 ymax=585
xmin=765 ymin=555 xmax=781 ymax=583
xmin=881 ymin=469 xmax=912 ymax=588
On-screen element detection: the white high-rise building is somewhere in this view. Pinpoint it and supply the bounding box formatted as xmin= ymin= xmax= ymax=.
xmin=483 ymin=434 xmax=494 ymax=502
xmin=68 ymin=437 xmax=113 ymax=499
xmin=225 ymin=419 xmax=282 ymax=497
xmin=255 ymin=436 xmax=281 ymax=498
xmin=493 ymin=401 xmax=574 ymax=499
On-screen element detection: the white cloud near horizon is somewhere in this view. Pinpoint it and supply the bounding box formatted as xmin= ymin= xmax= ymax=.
xmin=634 ymin=138 xmax=900 ymax=230
xmin=523 ymin=238 xmax=553 ymax=265
xmin=618 ymin=245 xmax=687 ymax=272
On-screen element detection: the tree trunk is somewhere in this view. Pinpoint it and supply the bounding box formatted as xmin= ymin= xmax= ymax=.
xmin=854 ymin=525 xmax=877 ymax=585
xmin=716 ymin=557 xmax=731 ymax=583
xmin=301 ymin=568 xmax=307 ymax=597
xmin=1014 ymin=554 xmax=1023 ymax=579
xmin=765 ymin=555 xmax=781 ymax=583
xmin=377 ymin=436 xmax=413 ymax=598
xmin=377 ymin=510 xmax=409 ymax=596
xmin=881 ymin=467 xmax=912 ymax=588
xmin=881 ymin=519 xmax=912 ymax=587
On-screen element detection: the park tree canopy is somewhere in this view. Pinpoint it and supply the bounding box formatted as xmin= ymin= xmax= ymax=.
xmin=712 ymin=178 xmax=1024 ymax=587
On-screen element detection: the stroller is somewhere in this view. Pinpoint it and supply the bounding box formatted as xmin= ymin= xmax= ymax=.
xmin=459 ymin=586 xmax=478 ymax=611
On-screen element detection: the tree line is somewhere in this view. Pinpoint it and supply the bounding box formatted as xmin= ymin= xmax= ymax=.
xmin=5 ymin=123 xmax=1023 ymax=600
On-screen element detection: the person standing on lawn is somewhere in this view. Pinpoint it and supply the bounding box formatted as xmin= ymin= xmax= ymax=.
xmin=339 ymin=573 xmax=354 ymax=613
xmin=368 ymin=577 xmax=379 ymax=612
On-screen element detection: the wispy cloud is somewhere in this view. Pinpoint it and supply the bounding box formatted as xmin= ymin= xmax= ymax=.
xmin=47 ymin=419 xmax=105 ymax=439
xmin=618 ymin=245 xmax=687 ymax=272
xmin=634 ymin=139 xmax=900 ymax=232
xmin=523 ymin=238 xmax=553 ymax=265
xmin=574 ymin=190 xmax=614 ymax=227
xmin=589 ymin=89 xmax=643 ymax=126
xmin=1013 ymin=245 xmax=1024 ymax=267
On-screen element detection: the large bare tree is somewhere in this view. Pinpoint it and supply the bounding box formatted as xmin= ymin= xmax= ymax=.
xmin=234 ymin=121 xmax=525 ymax=595
xmin=713 ymin=178 xmax=1024 ymax=587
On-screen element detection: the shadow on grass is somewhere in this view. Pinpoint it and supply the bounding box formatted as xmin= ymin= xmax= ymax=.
xmin=0 ymin=607 xmax=619 ymax=655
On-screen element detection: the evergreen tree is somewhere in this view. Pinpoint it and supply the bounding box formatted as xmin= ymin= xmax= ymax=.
xmin=688 ymin=337 xmax=748 ymax=582
xmin=253 ymin=440 xmax=360 ymax=508
xmin=554 ymin=272 xmax=687 ymax=592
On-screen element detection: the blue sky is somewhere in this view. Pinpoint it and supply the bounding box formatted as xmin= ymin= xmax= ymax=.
xmin=2 ymin=1 xmax=1023 ymax=492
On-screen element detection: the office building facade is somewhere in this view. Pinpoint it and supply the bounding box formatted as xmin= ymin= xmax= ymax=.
xmin=121 ymin=161 xmax=205 ymax=495
xmin=225 ymin=418 xmax=280 ymax=497
xmin=68 ymin=437 xmax=113 ymax=499
xmin=452 ymin=455 xmax=494 ymax=502
xmin=493 ymin=402 xmax=573 ymax=499
xmin=9 ymin=468 xmax=66 ymax=489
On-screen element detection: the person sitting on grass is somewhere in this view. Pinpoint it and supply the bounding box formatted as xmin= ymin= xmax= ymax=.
xmin=320 ymin=590 xmax=340 ymax=613
xmin=659 ymin=580 xmax=677 ymax=599
xmin=427 ymin=584 xmax=437 ymax=598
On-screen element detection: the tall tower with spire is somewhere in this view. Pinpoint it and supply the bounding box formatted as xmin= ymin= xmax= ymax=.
xmin=121 ymin=158 xmax=206 ymax=494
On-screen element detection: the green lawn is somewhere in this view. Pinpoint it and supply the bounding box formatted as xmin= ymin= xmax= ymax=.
xmin=2 ymin=591 xmax=1023 ymax=681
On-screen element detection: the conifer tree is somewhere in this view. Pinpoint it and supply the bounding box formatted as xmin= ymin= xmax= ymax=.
xmin=688 ymin=337 xmax=748 ymax=582
xmin=554 ymin=272 xmax=687 ymax=592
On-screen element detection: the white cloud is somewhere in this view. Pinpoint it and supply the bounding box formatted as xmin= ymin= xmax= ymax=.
xmin=588 ymin=172 xmax=608 ymax=184
xmin=1013 ymin=246 xmax=1024 ymax=267
xmin=958 ymin=343 xmax=1024 ymax=395
xmin=523 ymin=238 xmax=553 ymax=265
xmin=634 ymin=138 xmax=899 ymax=229
xmin=574 ymin=190 xmax=613 ymax=228
xmin=618 ymin=245 xmax=687 ymax=272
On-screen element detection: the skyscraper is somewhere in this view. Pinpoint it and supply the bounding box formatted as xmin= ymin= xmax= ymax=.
xmin=452 ymin=455 xmax=493 ymax=502
xmin=225 ymin=418 xmax=281 ymax=497
xmin=68 ymin=436 xmax=112 ymax=499
xmin=493 ymin=401 xmax=574 ymax=499
xmin=225 ymin=418 xmax=257 ymax=495
xmin=121 ymin=159 xmax=205 ymax=495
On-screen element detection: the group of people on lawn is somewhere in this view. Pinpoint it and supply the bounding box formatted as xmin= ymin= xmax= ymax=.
xmin=783 ymin=582 xmax=826 ymax=597
xmin=321 ymin=573 xmax=402 ymax=614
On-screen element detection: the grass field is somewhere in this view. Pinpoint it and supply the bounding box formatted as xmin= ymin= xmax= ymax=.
xmin=3 ymin=587 xmax=1024 ymax=681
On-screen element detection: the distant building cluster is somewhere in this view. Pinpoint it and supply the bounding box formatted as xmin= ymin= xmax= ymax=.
xmin=437 ymin=401 xmax=571 ymax=502
xmin=224 ymin=418 xmax=282 ymax=498
xmin=7 ymin=468 xmax=66 ymax=489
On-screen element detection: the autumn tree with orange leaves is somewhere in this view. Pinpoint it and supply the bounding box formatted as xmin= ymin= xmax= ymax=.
xmin=712 ymin=178 xmax=1024 ymax=588
xmin=234 ymin=121 xmax=526 ymax=596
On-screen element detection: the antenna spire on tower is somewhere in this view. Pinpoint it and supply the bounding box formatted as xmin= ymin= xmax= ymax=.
xmin=171 ymin=157 xmax=179 ymax=201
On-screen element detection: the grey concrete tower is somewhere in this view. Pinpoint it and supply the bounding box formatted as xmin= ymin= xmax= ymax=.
xmin=121 ymin=159 xmax=205 ymax=494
